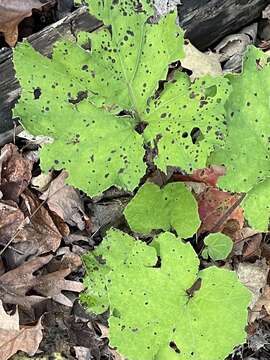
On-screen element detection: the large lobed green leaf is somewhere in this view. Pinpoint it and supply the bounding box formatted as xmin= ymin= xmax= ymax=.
xmin=13 ymin=0 xmax=231 ymax=196
xmin=144 ymin=72 xmax=231 ymax=173
xmin=82 ymin=229 xmax=251 ymax=360
xmin=210 ymin=46 xmax=270 ymax=230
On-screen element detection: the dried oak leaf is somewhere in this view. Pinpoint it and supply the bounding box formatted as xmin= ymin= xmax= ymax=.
xmin=0 ymin=190 xmax=62 ymax=261
xmin=0 ymin=254 xmax=84 ymax=308
xmin=0 ymin=300 xmax=43 ymax=360
xmin=198 ymin=187 xmax=244 ymax=234
xmin=0 ymin=0 xmax=43 ymax=46
xmin=0 ymin=144 xmax=33 ymax=201
xmin=250 ymin=285 xmax=270 ymax=323
xmin=40 ymin=171 xmax=90 ymax=230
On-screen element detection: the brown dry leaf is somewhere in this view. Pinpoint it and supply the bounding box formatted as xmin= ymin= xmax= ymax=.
xmin=237 ymin=259 xmax=269 ymax=310
xmin=74 ymin=346 xmax=92 ymax=360
xmin=0 ymin=254 xmax=84 ymax=308
xmin=198 ymin=187 xmax=244 ymax=234
xmin=250 ymin=286 xmax=270 ymax=323
xmin=0 ymin=200 xmax=24 ymax=247
xmin=0 ymin=144 xmax=33 ymax=201
xmin=242 ymin=233 xmax=262 ymax=259
xmin=0 ymin=300 xmax=19 ymax=331
xmin=40 ymin=171 xmax=90 ymax=230
xmin=31 ymin=171 xmax=53 ymax=192
xmin=48 ymin=247 xmax=82 ymax=273
xmin=0 ymin=300 xmax=42 ymax=360
xmin=181 ymin=41 xmax=222 ymax=80
xmin=49 ymin=211 xmax=70 ymax=237
xmin=0 ymin=0 xmax=44 ymax=46
xmin=97 ymin=322 xmax=109 ymax=339
xmin=0 ymin=190 xmax=62 ymax=261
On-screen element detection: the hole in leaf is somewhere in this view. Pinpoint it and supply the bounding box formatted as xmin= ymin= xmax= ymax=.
xmin=152 ymin=256 xmax=161 ymax=268
xmin=69 ymin=91 xmax=88 ymax=104
xmin=190 ymin=127 xmax=204 ymax=144
xmin=33 ymin=87 xmax=42 ymax=99
xmin=169 ymin=341 xmax=181 ymax=354
xmin=135 ymin=121 xmax=148 ymax=134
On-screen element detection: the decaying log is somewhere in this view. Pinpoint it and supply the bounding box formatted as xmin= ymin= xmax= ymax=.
xmin=179 ymin=0 xmax=270 ymax=49
xmin=0 ymin=1 xmax=269 ymax=132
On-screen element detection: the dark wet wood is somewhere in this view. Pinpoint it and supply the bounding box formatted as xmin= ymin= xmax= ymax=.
xmin=0 ymin=0 xmax=269 ymax=132
xmin=179 ymin=0 xmax=270 ymax=49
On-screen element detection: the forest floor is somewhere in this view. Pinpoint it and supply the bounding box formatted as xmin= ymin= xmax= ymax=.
xmin=1 ymin=1 xmax=270 ymax=360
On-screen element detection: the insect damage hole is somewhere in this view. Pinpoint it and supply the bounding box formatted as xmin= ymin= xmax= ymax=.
xmin=33 ymin=87 xmax=42 ymax=99
xmin=169 ymin=341 xmax=181 ymax=354
xmin=190 ymin=127 xmax=204 ymax=144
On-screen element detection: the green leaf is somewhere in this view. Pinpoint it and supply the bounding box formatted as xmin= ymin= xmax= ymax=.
xmin=143 ymin=72 xmax=231 ymax=172
xmin=13 ymin=0 xmax=233 ymax=197
xmin=14 ymin=42 xmax=146 ymax=196
xmin=124 ymin=182 xmax=200 ymax=237
xmin=243 ymin=178 xmax=270 ymax=231
xmin=203 ymin=233 xmax=233 ymax=261
xmin=210 ymin=46 xmax=270 ymax=192
xmin=72 ymin=0 xmax=184 ymax=115
xmin=210 ymin=46 xmax=270 ymax=230
xmin=81 ymin=229 xmax=135 ymax=313
xmin=82 ymin=229 xmax=251 ymax=360
xmin=13 ymin=0 xmax=184 ymax=196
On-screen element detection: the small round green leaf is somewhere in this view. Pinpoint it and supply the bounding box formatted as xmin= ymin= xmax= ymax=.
xmin=204 ymin=233 xmax=233 ymax=261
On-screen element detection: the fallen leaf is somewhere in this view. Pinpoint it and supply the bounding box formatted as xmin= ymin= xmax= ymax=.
xmin=250 ymin=285 xmax=270 ymax=323
xmin=0 ymin=190 xmax=62 ymax=263
xmin=64 ymin=233 xmax=93 ymax=245
xmin=97 ymin=322 xmax=109 ymax=339
xmin=214 ymin=24 xmax=257 ymax=73
xmin=40 ymin=171 xmax=89 ymax=230
xmin=242 ymin=233 xmax=262 ymax=259
xmin=198 ymin=187 xmax=244 ymax=234
xmin=234 ymin=227 xmax=260 ymax=244
xmin=0 ymin=0 xmax=44 ymax=46
xmin=0 ymin=300 xmax=43 ymax=360
xmin=237 ymin=259 xmax=269 ymax=309
xmin=0 ymin=300 xmax=19 ymax=331
xmin=263 ymin=4 xmax=270 ymax=19
xmin=33 ymin=268 xmax=84 ymax=307
xmin=0 ymin=254 xmax=84 ymax=308
xmin=0 ymin=200 xmax=24 ymax=247
xmin=31 ymin=171 xmax=53 ymax=192
xmin=0 ymin=144 xmax=33 ymax=201
xmin=181 ymin=41 xmax=222 ymax=80
xmin=73 ymin=346 xmax=92 ymax=360
xmin=49 ymin=247 xmax=82 ymax=273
